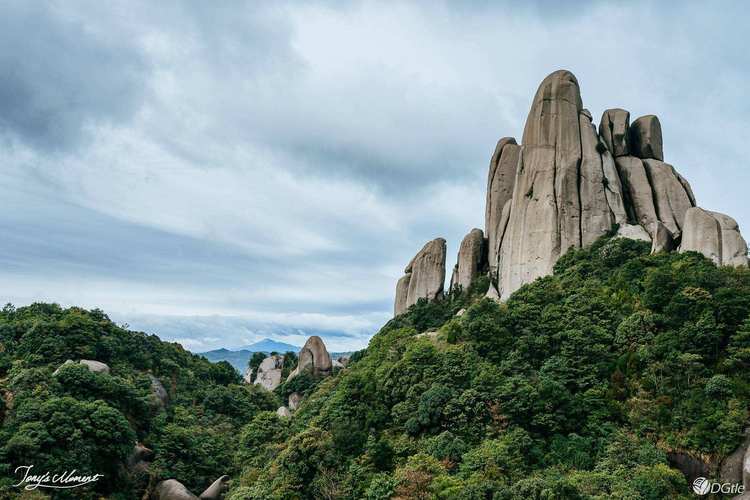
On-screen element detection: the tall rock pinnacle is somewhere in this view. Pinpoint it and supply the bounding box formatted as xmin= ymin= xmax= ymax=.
xmin=393 ymin=69 xmax=748 ymax=315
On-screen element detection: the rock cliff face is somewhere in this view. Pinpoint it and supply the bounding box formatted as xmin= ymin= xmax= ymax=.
xmin=393 ymin=69 xmax=748 ymax=314
xmin=287 ymin=335 xmax=332 ymax=381
xmin=449 ymin=228 xmax=486 ymax=292
xmin=394 ymin=238 xmax=446 ymax=315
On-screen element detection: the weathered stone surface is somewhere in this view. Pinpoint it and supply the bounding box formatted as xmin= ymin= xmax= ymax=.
xmin=615 ymin=156 xmax=658 ymax=232
xmin=579 ymin=111 xmax=617 ymax=246
xmin=650 ymin=221 xmax=673 ymax=253
xmin=600 ymin=146 xmax=629 ymax=225
xmin=127 ymin=443 xmax=153 ymax=469
xmin=287 ymin=336 xmax=332 ymax=381
xmin=336 ymin=356 xmax=350 ymax=366
xmin=149 ymin=374 xmax=168 ymax=409
xmin=243 ymin=367 xmax=253 ymax=384
xmin=405 ymin=238 xmax=446 ymax=308
xmin=485 ymin=140 xmax=520 ymax=277
xmin=199 ymin=475 xmax=229 ymax=500
xmin=277 ymin=406 xmax=291 ymax=418
xmin=254 ymin=355 xmax=284 ymax=391
xmin=642 ymin=159 xmax=694 ymax=236
xmin=288 ymin=392 xmax=302 ymax=411
xmin=394 ymin=274 xmax=411 ymax=316
xmin=454 ymin=228 xmax=485 ymax=291
xmin=52 ymin=359 xmax=74 ymax=376
xmin=79 ymin=359 xmax=110 ymax=374
xmin=710 ymin=211 xmax=749 ymax=267
xmin=499 ymin=70 xmax=582 ymax=300
xmin=599 ymin=108 xmax=630 ymax=157
xmin=332 ymin=358 xmax=345 ymax=369
xmin=448 ymin=264 xmax=458 ymax=292
xmin=667 ymin=452 xmax=711 ymax=485
xmin=490 ymin=199 xmax=512 ymax=286
xmin=680 ymin=207 xmax=723 ymax=265
xmin=630 ymin=115 xmax=663 ymax=161
xmin=721 ymin=429 xmax=750 ymax=485
xmin=153 ymin=479 xmax=198 ymax=500
xmin=616 ymin=224 xmax=651 ymax=243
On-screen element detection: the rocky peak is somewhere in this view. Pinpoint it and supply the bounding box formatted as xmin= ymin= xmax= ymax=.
xmin=393 ymin=69 xmax=748 ymax=315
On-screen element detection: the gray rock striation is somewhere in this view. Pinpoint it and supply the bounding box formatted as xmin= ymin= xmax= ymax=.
xmin=392 ymin=69 xmax=748 ymax=312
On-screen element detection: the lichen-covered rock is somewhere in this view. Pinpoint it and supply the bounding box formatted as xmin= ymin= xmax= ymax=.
xmin=630 ymin=114 xmax=663 ymax=160
xmin=599 ymin=108 xmax=630 ymax=157
xmin=153 ymin=479 xmax=198 ymax=500
xmin=254 ymin=355 xmax=284 ymax=391
xmin=453 ymin=228 xmax=486 ymax=291
xmin=199 ymin=475 xmax=229 ymax=500
xmin=79 ymin=359 xmax=110 ymax=375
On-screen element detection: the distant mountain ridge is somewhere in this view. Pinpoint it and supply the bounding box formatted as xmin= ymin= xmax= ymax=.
xmin=199 ymin=338 xmax=353 ymax=374
xmin=198 ymin=338 xmax=300 ymax=373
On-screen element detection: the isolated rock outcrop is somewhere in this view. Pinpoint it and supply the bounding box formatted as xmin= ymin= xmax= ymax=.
xmin=127 ymin=443 xmax=153 ymax=474
xmin=287 ymin=336 xmax=332 ymax=381
xmin=630 ymin=114 xmax=664 ymax=160
xmin=53 ymin=359 xmax=110 ymax=376
xmin=254 ymin=355 xmax=284 ymax=391
xmin=599 ymin=108 xmax=630 ymax=157
xmin=199 ymin=475 xmax=229 ymax=500
xmin=393 ymin=69 xmax=747 ymax=310
xmin=451 ymin=228 xmax=486 ymax=291
xmin=680 ymin=207 xmax=748 ymax=266
xmin=243 ymin=367 xmax=253 ymax=384
xmin=288 ymin=392 xmax=302 ymax=411
xmin=394 ymin=238 xmax=446 ymax=315
xmin=277 ymin=406 xmax=291 ymax=418
xmin=153 ymin=479 xmax=198 ymax=500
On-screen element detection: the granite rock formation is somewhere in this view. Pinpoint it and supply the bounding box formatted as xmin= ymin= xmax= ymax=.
xmin=153 ymin=479 xmax=198 ymax=500
xmin=254 ymin=355 xmax=284 ymax=391
xmin=287 ymin=336 xmax=332 ymax=381
xmin=394 ymin=238 xmax=446 ymax=315
xmin=392 ymin=69 xmax=748 ymax=312
xmin=450 ymin=228 xmax=486 ymax=292
xmin=199 ymin=475 xmax=229 ymax=500
xmin=680 ymin=208 xmax=749 ymax=267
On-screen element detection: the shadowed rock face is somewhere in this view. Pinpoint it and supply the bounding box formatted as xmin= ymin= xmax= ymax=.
xmin=394 ymin=238 xmax=446 ymax=315
xmin=599 ymin=108 xmax=630 ymax=157
xmin=630 ymin=114 xmax=663 ymax=160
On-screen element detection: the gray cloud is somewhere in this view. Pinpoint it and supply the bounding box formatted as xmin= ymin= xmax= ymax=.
xmin=1 ymin=0 xmax=748 ymax=351
xmin=0 ymin=1 xmax=149 ymax=151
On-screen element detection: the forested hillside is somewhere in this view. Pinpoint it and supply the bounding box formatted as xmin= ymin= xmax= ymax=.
xmin=0 ymin=303 xmax=278 ymax=498
xmin=1 ymin=235 xmax=749 ymax=499
xmin=232 ymin=236 xmax=750 ymax=499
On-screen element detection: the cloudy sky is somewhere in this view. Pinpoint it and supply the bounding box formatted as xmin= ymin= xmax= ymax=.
xmin=1 ymin=1 xmax=748 ymax=352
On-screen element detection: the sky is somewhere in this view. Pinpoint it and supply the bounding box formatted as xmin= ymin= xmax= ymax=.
xmin=1 ymin=0 xmax=748 ymax=352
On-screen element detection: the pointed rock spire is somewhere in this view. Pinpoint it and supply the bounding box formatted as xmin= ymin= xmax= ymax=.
xmin=393 ymin=238 xmax=446 ymax=315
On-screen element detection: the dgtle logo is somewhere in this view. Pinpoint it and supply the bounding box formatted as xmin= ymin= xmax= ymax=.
xmin=693 ymin=477 xmax=710 ymax=495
